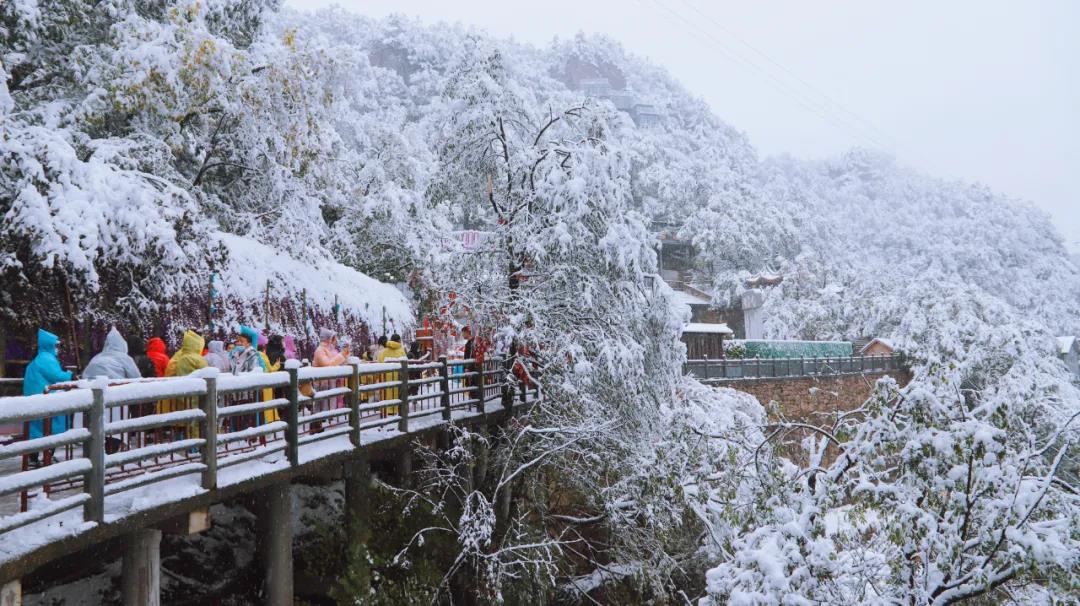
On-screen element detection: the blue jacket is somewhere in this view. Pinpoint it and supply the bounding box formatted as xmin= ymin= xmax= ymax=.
xmin=25 ymin=329 xmax=73 ymax=440
xmin=23 ymin=329 xmax=72 ymax=396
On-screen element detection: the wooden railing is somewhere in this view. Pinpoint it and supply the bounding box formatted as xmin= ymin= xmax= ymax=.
xmin=0 ymin=356 xmax=536 ymax=539
xmin=684 ymin=353 xmax=905 ymax=383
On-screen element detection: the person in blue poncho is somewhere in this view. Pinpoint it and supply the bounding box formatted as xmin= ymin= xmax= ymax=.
xmin=24 ymin=328 xmax=74 ymax=440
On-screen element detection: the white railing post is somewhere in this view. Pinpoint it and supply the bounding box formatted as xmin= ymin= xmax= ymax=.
xmin=286 ymin=364 xmax=300 ymax=466
xmin=439 ymin=356 xmax=451 ymax=421
xmin=84 ymin=383 xmax=106 ymax=524
xmin=200 ymin=376 xmax=218 ymax=490
xmin=398 ymin=360 xmax=410 ymax=433
xmin=348 ymin=360 xmax=361 ymax=448
xmin=501 ymin=357 xmax=513 ymax=408
xmin=474 ymin=358 xmax=486 ymax=414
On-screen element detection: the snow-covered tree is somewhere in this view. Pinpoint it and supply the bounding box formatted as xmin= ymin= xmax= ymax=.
xmin=5 ymin=3 xmax=1078 ymax=602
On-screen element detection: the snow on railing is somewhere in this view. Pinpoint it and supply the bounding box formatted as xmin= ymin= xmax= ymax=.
xmin=0 ymin=355 xmax=539 ymax=543
xmin=684 ymin=353 xmax=906 ymax=382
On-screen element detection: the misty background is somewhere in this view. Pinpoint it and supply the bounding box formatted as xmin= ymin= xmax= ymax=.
xmin=288 ymin=0 xmax=1080 ymax=251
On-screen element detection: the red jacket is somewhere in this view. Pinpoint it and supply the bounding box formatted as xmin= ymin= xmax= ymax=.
xmin=146 ymin=338 xmax=169 ymax=377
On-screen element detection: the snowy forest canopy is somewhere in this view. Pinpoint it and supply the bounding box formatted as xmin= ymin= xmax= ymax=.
xmin=3 ymin=0 xmax=1080 ymax=603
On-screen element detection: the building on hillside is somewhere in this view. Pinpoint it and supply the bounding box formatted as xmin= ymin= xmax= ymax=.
xmin=579 ymin=77 xmax=613 ymax=98
xmin=739 ymin=273 xmax=781 ymax=340
xmin=1058 ymin=336 xmax=1080 ymax=380
xmin=566 ymin=62 xmax=662 ymax=128
xmin=658 ymin=236 xmax=694 ymax=285
xmin=656 ymin=236 xmax=787 ymax=340
xmin=664 ymin=270 xmax=748 ymax=338
xmin=606 ymin=90 xmax=636 ymax=112
xmin=563 ymin=56 xmax=628 ymax=91
xmin=740 ymin=289 xmax=764 ymax=340
xmin=632 ymin=104 xmax=662 ymax=127
xmin=859 ymin=338 xmax=896 ymax=356
xmin=681 ymin=322 xmax=733 ymax=359
xmin=671 ymin=289 xmax=721 ymax=323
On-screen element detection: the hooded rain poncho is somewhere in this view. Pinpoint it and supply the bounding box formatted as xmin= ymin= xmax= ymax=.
xmin=158 ymin=331 xmax=209 ymax=425
xmin=203 ymin=340 xmax=232 ymax=373
xmin=25 ymin=329 xmax=74 ymax=439
xmin=83 ymin=328 xmax=141 ymax=381
xmin=165 ymin=331 xmax=208 ymax=378
xmin=377 ymin=340 xmax=408 ymax=414
xmin=146 ymin=338 xmax=169 ymax=377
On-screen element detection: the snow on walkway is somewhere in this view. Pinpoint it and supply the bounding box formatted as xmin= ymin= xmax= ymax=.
xmin=0 ymin=398 xmax=508 ymax=566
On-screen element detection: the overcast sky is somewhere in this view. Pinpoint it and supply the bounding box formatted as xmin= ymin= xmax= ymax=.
xmin=287 ymin=0 xmax=1080 ymax=248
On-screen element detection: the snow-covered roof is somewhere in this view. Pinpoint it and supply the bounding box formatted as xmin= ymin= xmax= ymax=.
xmin=214 ymin=233 xmax=412 ymax=329
xmin=671 ymin=289 xmax=711 ymax=307
xmin=859 ymin=338 xmax=896 ymax=354
xmin=1057 ymin=336 xmax=1077 ymax=355
xmin=683 ymin=322 xmax=734 ymax=335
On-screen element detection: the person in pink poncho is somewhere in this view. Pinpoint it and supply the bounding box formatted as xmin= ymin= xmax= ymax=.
xmin=312 ymin=329 xmax=351 ymax=430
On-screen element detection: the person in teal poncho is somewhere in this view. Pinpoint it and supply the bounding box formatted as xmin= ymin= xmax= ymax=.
xmin=24 ymin=329 xmax=74 ymax=440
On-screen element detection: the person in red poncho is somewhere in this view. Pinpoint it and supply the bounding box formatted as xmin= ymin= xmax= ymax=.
xmin=146 ymin=337 xmax=169 ymax=377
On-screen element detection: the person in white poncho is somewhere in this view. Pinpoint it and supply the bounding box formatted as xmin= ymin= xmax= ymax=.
xmin=83 ymin=327 xmax=141 ymax=381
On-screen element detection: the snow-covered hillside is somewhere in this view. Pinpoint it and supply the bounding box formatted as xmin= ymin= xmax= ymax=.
xmin=4 ymin=1 xmax=1079 ymax=603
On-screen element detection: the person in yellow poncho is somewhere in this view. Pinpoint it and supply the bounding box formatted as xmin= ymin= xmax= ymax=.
xmin=260 ymin=334 xmax=286 ymax=423
xmin=378 ymin=334 xmax=408 ymax=416
xmin=159 ymin=330 xmax=209 ymax=439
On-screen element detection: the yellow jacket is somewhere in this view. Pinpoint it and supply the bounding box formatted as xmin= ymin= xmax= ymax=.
xmin=159 ymin=330 xmax=208 ymax=436
xmin=165 ymin=330 xmax=208 ymax=378
xmin=377 ymin=341 xmax=408 ymax=414
xmin=260 ymin=351 xmax=281 ymax=423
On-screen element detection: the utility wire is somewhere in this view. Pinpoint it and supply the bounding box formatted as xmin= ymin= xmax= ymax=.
xmin=636 ymin=0 xmax=893 ymax=151
xmin=678 ymin=0 xmax=901 ymax=151
xmin=647 ymin=0 xmax=889 ymax=150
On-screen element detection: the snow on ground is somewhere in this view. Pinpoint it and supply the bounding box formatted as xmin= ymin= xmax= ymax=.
xmin=214 ymin=232 xmax=412 ymax=330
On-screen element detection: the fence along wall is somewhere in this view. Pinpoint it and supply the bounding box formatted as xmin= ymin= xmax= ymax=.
xmin=0 ymin=355 xmax=536 ymax=555
xmin=684 ymin=354 xmax=904 ymax=383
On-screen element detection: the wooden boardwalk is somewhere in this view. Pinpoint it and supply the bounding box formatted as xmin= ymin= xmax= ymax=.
xmin=0 ymin=355 xmax=537 ymax=594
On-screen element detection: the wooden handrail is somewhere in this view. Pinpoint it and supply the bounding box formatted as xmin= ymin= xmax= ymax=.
xmin=684 ymin=353 xmax=905 ymax=382
xmin=0 ymin=356 xmax=526 ymax=543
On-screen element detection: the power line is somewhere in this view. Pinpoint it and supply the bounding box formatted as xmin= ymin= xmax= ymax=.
xmin=645 ymin=0 xmax=889 ymax=150
xmin=635 ymin=0 xmax=894 ymax=152
xmin=677 ymin=0 xmax=901 ymax=151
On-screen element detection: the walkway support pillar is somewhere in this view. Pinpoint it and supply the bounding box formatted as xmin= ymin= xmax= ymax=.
xmin=341 ymin=454 xmax=374 ymax=598
xmin=473 ymin=425 xmax=490 ymax=491
xmin=258 ymin=483 xmax=293 ymax=606
xmin=1 ymin=580 xmax=20 ymax=606
xmin=121 ymin=528 xmax=161 ymax=606
xmin=395 ymin=449 xmax=413 ymax=488
xmin=344 ymin=454 xmax=372 ymax=543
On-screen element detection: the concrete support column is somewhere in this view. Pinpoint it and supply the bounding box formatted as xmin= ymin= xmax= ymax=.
xmin=1 ymin=580 xmax=20 ymax=606
xmin=472 ymin=426 xmax=490 ymax=490
xmin=344 ymin=455 xmax=372 ymax=543
xmin=258 ymin=484 xmax=293 ymax=606
xmin=121 ymin=528 xmax=161 ymax=606
xmin=436 ymin=429 xmax=451 ymax=451
xmin=341 ymin=455 xmax=374 ymax=597
xmin=495 ymin=478 xmax=514 ymax=540
xmin=394 ymin=449 xmax=413 ymax=488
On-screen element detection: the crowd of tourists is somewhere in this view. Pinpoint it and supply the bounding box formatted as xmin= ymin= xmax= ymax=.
xmin=18 ymin=325 xmax=452 ymax=457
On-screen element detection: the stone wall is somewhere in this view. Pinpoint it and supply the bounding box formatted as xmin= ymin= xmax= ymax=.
xmin=723 ymin=370 xmax=912 ymax=420
xmin=721 ymin=370 xmax=912 ymax=463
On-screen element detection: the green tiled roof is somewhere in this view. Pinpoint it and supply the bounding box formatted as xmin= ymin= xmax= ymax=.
xmin=737 ymin=340 xmax=854 ymax=359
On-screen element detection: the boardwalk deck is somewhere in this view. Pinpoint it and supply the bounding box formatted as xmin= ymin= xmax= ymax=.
xmin=0 ymin=356 xmax=537 ymax=584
